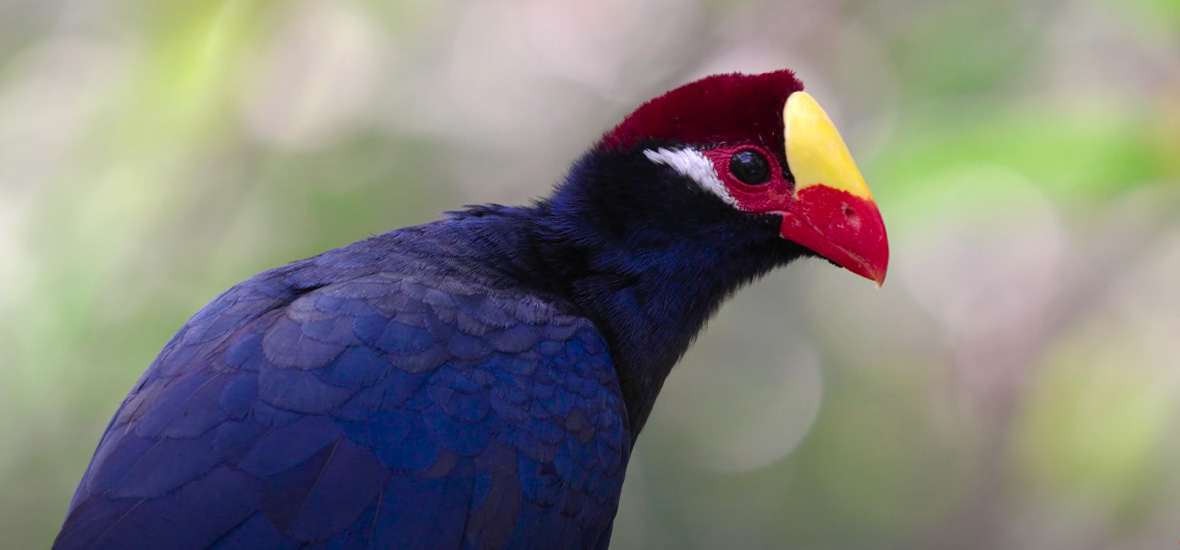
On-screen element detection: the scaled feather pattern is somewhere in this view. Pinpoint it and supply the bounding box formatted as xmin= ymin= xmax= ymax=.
xmin=57 ymin=218 xmax=628 ymax=550
xmin=55 ymin=70 xmax=888 ymax=549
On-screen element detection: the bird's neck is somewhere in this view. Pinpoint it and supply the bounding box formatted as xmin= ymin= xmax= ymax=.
xmin=523 ymin=150 xmax=803 ymax=440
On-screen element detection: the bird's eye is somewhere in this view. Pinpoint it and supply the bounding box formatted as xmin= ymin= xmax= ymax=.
xmin=729 ymin=149 xmax=770 ymax=185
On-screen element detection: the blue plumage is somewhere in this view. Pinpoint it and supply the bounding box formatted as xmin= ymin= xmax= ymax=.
xmin=56 ymin=212 xmax=633 ymax=550
xmin=55 ymin=71 xmax=857 ymax=549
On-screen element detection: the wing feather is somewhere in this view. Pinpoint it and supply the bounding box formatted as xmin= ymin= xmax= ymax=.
xmin=55 ymin=268 xmax=630 ymax=550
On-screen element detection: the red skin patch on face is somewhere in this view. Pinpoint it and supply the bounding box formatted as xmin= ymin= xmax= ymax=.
xmin=701 ymin=145 xmax=795 ymax=207
xmin=703 ymin=146 xmax=889 ymax=285
xmin=600 ymin=71 xmax=804 ymax=151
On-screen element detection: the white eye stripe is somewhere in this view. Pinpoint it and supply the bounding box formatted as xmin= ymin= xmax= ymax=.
xmin=643 ymin=147 xmax=738 ymax=208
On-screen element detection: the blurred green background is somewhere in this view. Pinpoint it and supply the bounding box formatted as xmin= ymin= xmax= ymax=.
xmin=2 ymin=0 xmax=1178 ymax=548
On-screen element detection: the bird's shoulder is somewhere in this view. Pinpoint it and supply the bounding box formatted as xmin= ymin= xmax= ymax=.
xmin=58 ymin=229 xmax=631 ymax=550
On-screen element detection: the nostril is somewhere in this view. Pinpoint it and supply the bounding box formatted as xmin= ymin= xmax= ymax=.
xmin=843 ymin=205 xmax=860 ymax=228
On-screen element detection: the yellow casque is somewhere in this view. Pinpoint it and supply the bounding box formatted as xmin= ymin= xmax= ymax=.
xmin=783 ymin=92 xmax=874 ymax=202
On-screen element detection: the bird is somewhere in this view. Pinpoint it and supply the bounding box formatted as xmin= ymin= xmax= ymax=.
xmin=53 ymin=69 xmax=888 ymax=550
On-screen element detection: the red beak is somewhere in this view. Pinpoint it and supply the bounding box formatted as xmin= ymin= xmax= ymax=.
xmin=779 ymin=187 xmax=888 ymax=286
xmin=777 ymin=92 xmax=889 ymax=286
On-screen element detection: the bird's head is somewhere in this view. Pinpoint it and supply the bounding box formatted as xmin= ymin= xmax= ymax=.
xmin=595 ymin=70 xmax=889 ymax=286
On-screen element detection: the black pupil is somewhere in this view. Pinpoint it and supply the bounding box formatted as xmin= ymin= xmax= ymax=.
xmin=729 ymin=150 xmax=770 ymax=185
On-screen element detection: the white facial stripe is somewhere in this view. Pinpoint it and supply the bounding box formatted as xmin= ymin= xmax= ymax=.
xmin=643 ymin=147 xmax=737 ymax=208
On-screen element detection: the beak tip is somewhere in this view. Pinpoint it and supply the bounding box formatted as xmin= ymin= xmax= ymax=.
xmin=854 ymin=259 xmax=887 ymax=288
xmin=847 ymin=262 xmax=887 ymax=288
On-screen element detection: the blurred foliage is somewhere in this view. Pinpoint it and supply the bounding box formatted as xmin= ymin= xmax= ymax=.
xmin=1 ymin=0 xmax=1178 ymax=548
